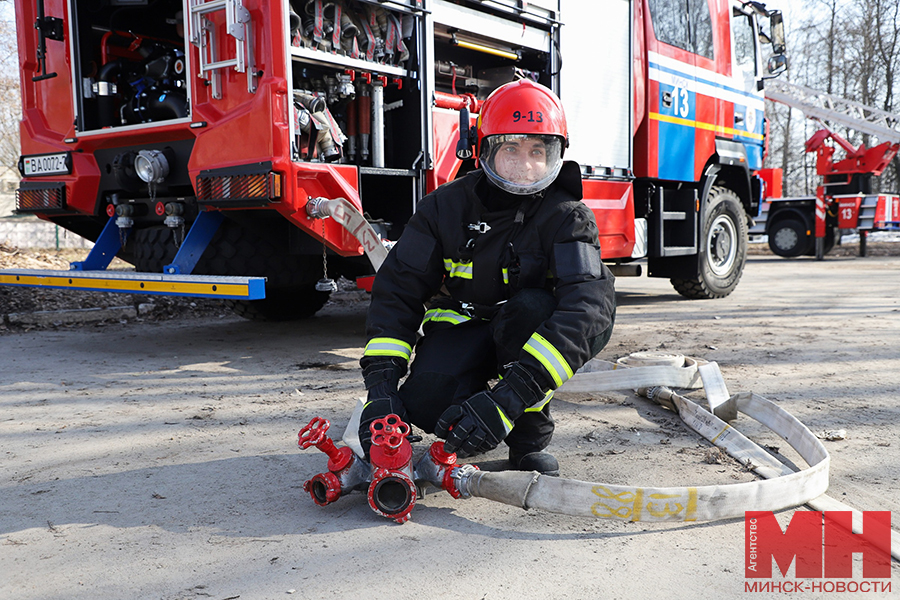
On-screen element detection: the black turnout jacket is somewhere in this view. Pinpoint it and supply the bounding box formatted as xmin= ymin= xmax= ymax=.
xmin=363 ymin=162 xmax=616 ymax=392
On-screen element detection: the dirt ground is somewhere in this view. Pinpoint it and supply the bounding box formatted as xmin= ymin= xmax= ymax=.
xmin=1 ymin=248 xmax=899 ymax=599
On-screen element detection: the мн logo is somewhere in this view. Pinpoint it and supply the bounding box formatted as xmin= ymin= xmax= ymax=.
xmin=745 ymin=511 xmax=891 ymax=579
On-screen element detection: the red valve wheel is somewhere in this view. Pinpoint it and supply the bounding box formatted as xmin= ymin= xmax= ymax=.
xmin=370 ymin=414 xmax=410 ymax=450
xmin=298 ymin=416 xmax=330 ymax=449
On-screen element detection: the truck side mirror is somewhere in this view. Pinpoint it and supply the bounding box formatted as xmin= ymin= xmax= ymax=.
xmin=767 ymin=54 xmax=788 ymax=76
xmin=770 ymin=10 xmax=786 ymax=55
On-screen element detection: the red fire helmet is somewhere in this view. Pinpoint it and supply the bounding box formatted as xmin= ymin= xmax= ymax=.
xmin=476 ymin=79 xmax=568 ymax=156
xmin=476 ymin=80 xmax=568 ymax=195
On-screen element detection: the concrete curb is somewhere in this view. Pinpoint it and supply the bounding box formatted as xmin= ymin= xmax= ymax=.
xmin=6 ymin=303 xmax=156 ymax=327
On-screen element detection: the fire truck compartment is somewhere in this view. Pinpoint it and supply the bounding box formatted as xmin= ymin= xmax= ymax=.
xmin=67 ymin=0 xmax=191 ymax=133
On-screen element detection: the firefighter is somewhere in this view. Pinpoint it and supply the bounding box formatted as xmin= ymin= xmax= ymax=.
xmin=358 ymin=79 xmax=616 ymax=475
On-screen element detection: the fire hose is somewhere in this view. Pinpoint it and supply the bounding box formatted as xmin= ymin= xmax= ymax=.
xmin=297 ymin=352 xmax=900 ymax=561
xmin=305 ymin=196 xmax=389 ymax=271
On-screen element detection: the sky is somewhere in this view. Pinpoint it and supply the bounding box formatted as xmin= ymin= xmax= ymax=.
xmin=777 ymin=0 xmax=811 ymax=40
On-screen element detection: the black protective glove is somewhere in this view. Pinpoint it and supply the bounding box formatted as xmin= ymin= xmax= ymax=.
xmin=434 ymin=362 xmax=546 ymax=457
xmin=358 ymin=356 xmax=408 ymax=458
xmin=434 ymin=391 xmax=510 ymax=457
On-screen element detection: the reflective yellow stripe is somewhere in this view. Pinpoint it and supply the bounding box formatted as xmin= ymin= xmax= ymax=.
xmin=649 ymin=111 xmax=765 ymax=141
xmin=422 ymin=308 xmax=470 ymax=326
xmin=364 ymin=337 xmax=412 ymax=360
xmin=524 ymin=389 xmax=554 ymax=412
xmin=0 ymin=272 xmax=255 ymax=297
xmin=523 ymin=333 xmax=573 ymax=388
xmin=496 ymin=406 xmax=514 ymax=434
xmin=443 ymin=258 xmax=473 ymax=279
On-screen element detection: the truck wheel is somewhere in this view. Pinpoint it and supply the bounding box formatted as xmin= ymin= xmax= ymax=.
xmin=768 ymin=219 xmax=810 ymax=257
xmin=131 ymin=222 xmax=331 ymax=320
xmin=671 ymin=186 xmax=747 ymax=299
xmin=823 ymin=226 xmax=838 ymax=254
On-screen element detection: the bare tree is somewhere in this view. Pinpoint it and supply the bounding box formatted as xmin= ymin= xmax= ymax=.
xmin=0 ymin=12 xmax=20 ymax=175
xmin=765 ymin=0 xmax=900 ymax=196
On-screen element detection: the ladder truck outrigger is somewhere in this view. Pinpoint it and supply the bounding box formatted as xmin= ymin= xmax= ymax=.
xmin=4 ymin=0 xmax=789 ymax=320
xmin=757 ymin=80 xmax=900 ymax=259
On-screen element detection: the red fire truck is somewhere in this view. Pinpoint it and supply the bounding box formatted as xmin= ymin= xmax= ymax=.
xmin=756 ymin=80 xmax=900 ymax=259
xmin=4 ymin=0 xmax=787 ymax=319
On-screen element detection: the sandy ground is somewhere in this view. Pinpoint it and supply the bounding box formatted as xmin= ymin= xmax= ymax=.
xmin=1 ymin=253 xmax=899 ymax=599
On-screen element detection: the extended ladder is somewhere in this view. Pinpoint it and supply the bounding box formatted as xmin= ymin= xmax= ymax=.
xmin=188 ymin=0 xmax=258 ymax=100
xmin=765 ymin=80 xmax=900 ymax=144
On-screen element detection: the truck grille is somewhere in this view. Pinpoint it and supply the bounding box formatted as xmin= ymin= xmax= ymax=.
xmin=16 ymin=182 xmax=66 ymax=213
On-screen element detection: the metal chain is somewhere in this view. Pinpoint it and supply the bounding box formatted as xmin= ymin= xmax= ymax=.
xmin=315 ymin=218 xmax=337 ymax=293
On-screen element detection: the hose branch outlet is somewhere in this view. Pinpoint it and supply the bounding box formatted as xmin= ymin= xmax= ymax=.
xmin=299 ymin=417 xmax=368 ymax=506
xmin=413 ymin=441 xmax=475 ymax=499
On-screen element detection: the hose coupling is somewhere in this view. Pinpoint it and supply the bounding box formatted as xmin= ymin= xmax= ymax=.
xmin=306 ymin=196 xmax=331 ymax=219
xmin=449 ymin=464 xmax=481 ymax=499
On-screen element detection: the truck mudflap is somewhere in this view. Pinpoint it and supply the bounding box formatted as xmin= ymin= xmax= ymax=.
xmin=0 ymin=269 xmax=266 ymax=300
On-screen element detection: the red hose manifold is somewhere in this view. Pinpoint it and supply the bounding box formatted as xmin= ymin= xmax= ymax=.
xmin=298 ymin=414 xmax=471 ymax=523
xmin=367 ymin=414 xmax=416 ymax=523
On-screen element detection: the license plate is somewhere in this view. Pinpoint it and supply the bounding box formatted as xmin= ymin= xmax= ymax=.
xmin=22 ymin=153 xmax=70 ymax=176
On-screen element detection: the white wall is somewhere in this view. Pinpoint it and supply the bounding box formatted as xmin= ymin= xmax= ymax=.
xmin=0 ymin=217 xmax=93 ymax=249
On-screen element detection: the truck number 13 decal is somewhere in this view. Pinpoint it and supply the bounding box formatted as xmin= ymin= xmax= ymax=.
xmin=672 ymin=87 xmax=690 ymax=119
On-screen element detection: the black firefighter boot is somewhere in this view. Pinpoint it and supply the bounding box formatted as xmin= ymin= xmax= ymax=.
xmin=509 ymin=448 xmax=560 ymax=477
xmin=505 ymin=403 xmax=559 ymax=476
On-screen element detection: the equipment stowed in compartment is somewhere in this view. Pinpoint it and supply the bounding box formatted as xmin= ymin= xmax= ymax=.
xmin=289 ymin=0 xmax=412 ymax=66
xmin=70 ymin=0 xmax=190 ymax=131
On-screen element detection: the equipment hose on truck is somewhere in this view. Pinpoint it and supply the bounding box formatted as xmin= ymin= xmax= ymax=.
xmin=297 ymin=352 xmax=900 ymax=563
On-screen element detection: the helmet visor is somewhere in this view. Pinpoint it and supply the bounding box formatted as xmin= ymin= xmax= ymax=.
xmin=481 ymin=134 xmax=563 ymax=195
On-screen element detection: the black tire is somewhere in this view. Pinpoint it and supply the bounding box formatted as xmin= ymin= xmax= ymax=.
xmin=768 ymin=218 xmax=811 ymax=257
xmin=823 ymin=226 xmax=838 ymax=254
xmin=131 ymin=221 xmax=331 ymax=321
xmin=671 ymin=186 xmax=748 ymax=299
xmin=132 ymin=226 xmax=178 ymax=272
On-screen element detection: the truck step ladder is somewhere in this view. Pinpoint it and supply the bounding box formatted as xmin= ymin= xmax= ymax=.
xmin=0 ymin=211 xmax=265 ymax=300
xmin=857 ymin=195 xmax=880 ymax=230
xmin=188 ymin=0 xmax=257 ymax=99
